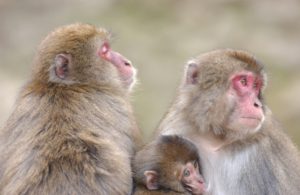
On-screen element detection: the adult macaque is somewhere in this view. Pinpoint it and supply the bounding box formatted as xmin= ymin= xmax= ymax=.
xmin=157 ymin=49 xmax=300 ymax=194
xmin=133 ymin=135 xmax=205 ymax=195
xmin=0 ymin=23 xmax=141 ymax=194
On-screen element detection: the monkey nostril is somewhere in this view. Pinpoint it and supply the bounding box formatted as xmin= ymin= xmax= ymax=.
xmin=124 ymin=61 xmax=131 ymax=66
xmin=254 ymin=102 xmax=260 ymax=108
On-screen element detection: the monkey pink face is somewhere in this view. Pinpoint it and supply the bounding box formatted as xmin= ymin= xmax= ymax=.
xmin=98 ymin=41 xmax=136 ymax=88
xmin=227 ymin=71 xmax=265 ymax=133
xmin=181 ymin=161 xmax=205 ymax=195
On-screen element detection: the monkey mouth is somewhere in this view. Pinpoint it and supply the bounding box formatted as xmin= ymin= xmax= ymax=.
xmin=241 ymin=116 xmax=261 ymax=121
xmin=239 ymin=117 xmax=262 ymax=129
xmin=184 ymin=182 xmax=206 ymax=194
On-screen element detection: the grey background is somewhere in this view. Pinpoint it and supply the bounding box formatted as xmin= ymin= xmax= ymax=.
xmin=0 ymin=0 xmax=299 ymax=147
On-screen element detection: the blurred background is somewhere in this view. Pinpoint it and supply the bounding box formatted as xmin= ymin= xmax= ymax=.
xmin=0 ymin=0 xmax=299 ymax=147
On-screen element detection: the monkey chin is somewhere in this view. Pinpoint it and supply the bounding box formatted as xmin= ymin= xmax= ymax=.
xmin=240 ymin=117 xmax=262 ymax=130
xmin=252 ymin=114 xmax=265 ymax=133
xmin=124 ymin=67 xmax=137 ymax=92
xmin=226 ymin=115 xmax=265 ymax=141
xmin=240 ymin=114 xmax=265 ymax=132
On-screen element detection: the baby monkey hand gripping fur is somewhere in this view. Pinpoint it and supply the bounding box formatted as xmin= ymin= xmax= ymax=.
xmin=0 ymin=23 xmax=141 ymax=195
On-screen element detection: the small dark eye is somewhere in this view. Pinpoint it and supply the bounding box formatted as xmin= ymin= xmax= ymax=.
xmin=194 ymin=161 xmax=198 ymax=168
xmin=184 ymin=169 xmax=190 ymax=177
xmin=240 ymin=77 xmax=247 ymax=86
xmin=253 ymin=82 xmax=258 ymax=89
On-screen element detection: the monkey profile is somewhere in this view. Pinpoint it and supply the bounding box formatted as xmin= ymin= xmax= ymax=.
xmin=133 ymin=135 xmax=205 ymax=195
xmin=0 ymin=23 xmax=141 ymax=194
xmin=157 ymin=49 xmax=300 ymax=194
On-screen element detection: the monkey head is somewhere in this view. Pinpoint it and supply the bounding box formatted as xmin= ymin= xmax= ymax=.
xmin=180 ymin=49 xmax=267 ymax=141
xmin=135 ymin=135 xmax=206 ymax=195
xmin=32 ymin=23 xmax=136 ymax=92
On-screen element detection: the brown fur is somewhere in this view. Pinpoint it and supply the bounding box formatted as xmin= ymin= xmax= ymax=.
xmin=133 ymin=135 xmax=200 ymax=195
xmin=157 ymin=49 xmax=300 ymax=195
xmin=0 ymin=23 xmax=141 ymax=195
xmin=134 ymin=186 xmax=190 ymax=195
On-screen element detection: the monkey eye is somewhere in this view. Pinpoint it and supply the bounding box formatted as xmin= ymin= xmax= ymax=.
xmin=240 ymin=77 xmax=247 ymax=86
xmin=194 ymin=161 xmax=198 ymax=168
xmin=253 ymin=81 xmax=259 ymax=89
xmin=183 ymin=169 xmax=190 ymax=177
xmin=253 ymin=83 xmax=257 ymax=89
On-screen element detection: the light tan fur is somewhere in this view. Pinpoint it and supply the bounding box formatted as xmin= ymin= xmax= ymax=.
xmin=157 ymin=49 xmax=300 ymax=195
xmin=0 ymin=23 xmax=141 ymax=195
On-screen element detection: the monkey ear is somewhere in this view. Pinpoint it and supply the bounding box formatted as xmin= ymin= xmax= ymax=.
xmin=54 ymin=53 xmax=71 ymax=79
xmin=186 ymin=62 xmax=199 ymax=85
xmin=144 ymin=170 xmax=159 ymax=190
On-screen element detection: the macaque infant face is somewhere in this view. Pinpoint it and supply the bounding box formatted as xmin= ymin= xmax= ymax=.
xmin=180 ymin=161 xmax=205 ymax=195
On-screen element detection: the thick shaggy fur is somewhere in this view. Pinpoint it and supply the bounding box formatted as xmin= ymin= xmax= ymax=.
xmin=0 ymin=23 xmax=140 ymax=194
xmin=157 ymin=49 xmax=300 ymax=195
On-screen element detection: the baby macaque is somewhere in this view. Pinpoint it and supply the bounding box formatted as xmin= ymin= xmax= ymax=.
xmin=157 ymin=49 xmax=300 ymax=194
xmin=133 ymin=135 xmax=205 ymax=195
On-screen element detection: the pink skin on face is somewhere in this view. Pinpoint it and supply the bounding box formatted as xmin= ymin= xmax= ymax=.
xmin=231 ymin=72 xmax=264 ymax=128
xmin=98 ymin=41 xmax=134 ymax=85
xmin=181 ymin=162 xmax=206 ymax=195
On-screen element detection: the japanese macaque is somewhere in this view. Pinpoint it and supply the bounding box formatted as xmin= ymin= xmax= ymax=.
xmin=133 ymin=135 xmax=205 ymax=195
xmin=157 ymin=49 xmax=300 ymax=194
xmin=0 ymin=23 xmax=141 ymax=194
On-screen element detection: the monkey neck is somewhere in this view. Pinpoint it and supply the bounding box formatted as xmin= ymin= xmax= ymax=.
xmin=189 ymin=131 xmax=227 ymax=153
xmin=26 ymin=80 xmax=130 ymax=99
xmin=158 ymin=99 xmax=232 ymax=151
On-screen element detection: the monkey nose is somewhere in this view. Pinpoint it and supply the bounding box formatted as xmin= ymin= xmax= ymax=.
xmin=253 ymin=100 xmax=262 ymax=108
xmin=198 ymin=178 xmax=204 ymax=184
xmin=124 ymin=60 xmax=131 ymax=67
